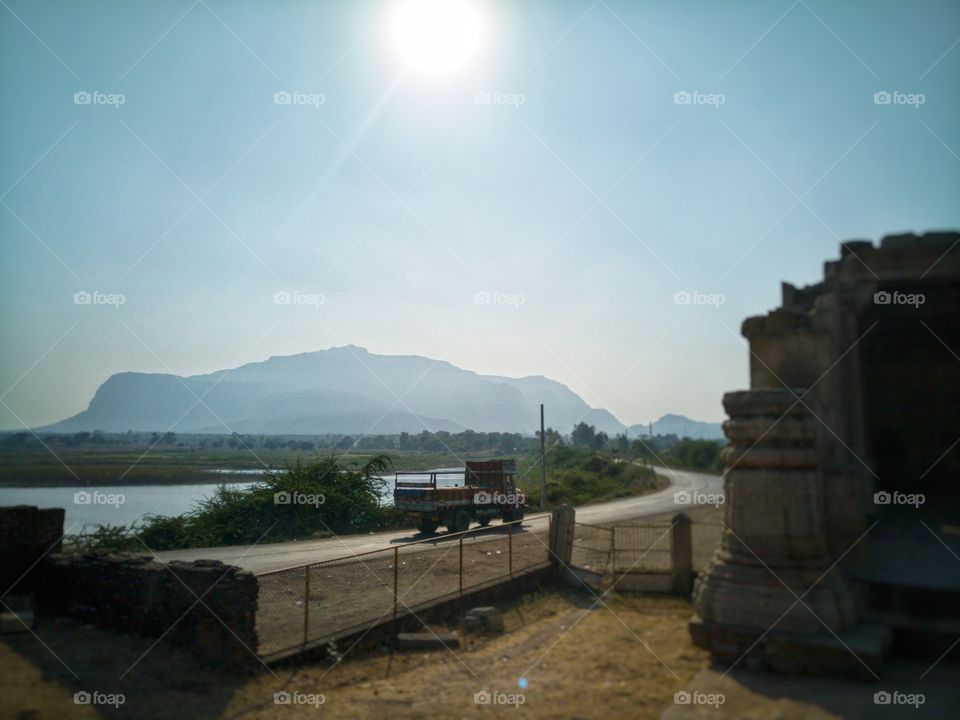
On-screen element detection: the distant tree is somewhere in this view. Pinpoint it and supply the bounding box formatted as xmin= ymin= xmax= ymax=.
xmin=614 ymin=433 xmax=629 ymax=453
xmin=570 ymin=422 xmax=597 ymax=448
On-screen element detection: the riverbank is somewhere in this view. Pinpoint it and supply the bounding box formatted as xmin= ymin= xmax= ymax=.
xmin=0 ymin=448 xmax=460 ymax=487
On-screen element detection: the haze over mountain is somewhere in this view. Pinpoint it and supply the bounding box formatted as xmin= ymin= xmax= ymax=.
xmin=41 ymin=346 xmax=724 ymax=438
xmin=627 ymin=414 xmax=725 ymax=441
xmin=42 ymin=346 xmax=628 ymax=436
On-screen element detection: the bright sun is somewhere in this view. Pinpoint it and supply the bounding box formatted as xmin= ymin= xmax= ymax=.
xmin=388 ymin=0 xmax=486 ymax=78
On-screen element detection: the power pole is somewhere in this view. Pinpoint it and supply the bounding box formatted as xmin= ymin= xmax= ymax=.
xmin=539 ymin=403 xmax=546 ymax=511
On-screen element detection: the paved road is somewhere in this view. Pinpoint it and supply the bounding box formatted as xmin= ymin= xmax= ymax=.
xmin=156 ymin=467 xmax=722 ymax=574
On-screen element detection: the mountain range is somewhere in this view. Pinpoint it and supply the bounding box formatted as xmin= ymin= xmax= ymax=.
xmin=42 ymin=346 xmax=723 ymax=439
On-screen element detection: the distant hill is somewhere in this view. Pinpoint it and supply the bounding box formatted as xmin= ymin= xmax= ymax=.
xmin=627 ymin=414 xmax=724 ymax=441
xmin=42 ymin=346 xmax=629 ymax=436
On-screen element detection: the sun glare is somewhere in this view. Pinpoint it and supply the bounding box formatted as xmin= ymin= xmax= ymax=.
xmin=388 ymin=0 xmax=486 ymax=78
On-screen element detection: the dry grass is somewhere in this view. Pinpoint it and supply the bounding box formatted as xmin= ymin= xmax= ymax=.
xmin=1 ymin=587 xmax=709 ymax=719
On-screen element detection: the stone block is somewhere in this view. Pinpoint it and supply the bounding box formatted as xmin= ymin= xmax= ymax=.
xmin=397 ymin=631 xmax=459 ymax=649
xmin=465 ymin=606 xmax=504 ymax=633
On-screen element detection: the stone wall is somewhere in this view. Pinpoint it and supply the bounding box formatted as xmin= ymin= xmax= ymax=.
xmin=38 ymin=553 xmax=259 ymax=668
xmin=0 ymin=505 xmax=65 ymax=595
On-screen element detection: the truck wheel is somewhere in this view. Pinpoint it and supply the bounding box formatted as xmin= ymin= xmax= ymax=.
xmin=419 ymin=520 xmax=439 ymax=534
xmin=450 ymin=509 xmax=470 ymax=533
xmin=478 ymin=516 xmax=491 ymax=527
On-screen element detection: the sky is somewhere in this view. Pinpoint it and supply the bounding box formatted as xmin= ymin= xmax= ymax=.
xmin=1 ymin=0 xmax=959 ymax=431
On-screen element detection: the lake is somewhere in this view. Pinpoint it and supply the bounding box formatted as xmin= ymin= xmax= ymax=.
xmin=0 ymin=482 xmax=259 ymax=533
xmin=0 ymin=466 xmax=466 ymax=533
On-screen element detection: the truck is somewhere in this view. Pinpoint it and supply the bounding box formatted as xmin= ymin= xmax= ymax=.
xmin=393 ymin=459 xmax=526 ymax=534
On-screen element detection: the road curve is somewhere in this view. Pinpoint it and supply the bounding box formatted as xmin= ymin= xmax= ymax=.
xmin=155 ymin=467 xmax=723 ymax=574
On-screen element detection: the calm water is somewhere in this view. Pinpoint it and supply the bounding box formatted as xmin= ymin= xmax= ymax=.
xmin=0 ymin=482 xmax=258 ymax=533
xmin=0 ymin=466 xmax=466 ymax=534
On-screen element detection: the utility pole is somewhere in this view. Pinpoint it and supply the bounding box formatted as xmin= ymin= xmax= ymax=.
xmin=539 ymin=403 xmax=546 ymax=511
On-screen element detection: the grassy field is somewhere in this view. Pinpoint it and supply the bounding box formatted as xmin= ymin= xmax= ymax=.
xmin=0 ymin=447 xmax=477 ymax=487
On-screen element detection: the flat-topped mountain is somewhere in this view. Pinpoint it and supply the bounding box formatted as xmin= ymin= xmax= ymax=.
xmin=43 ymin=346 xmax=627 ymax=436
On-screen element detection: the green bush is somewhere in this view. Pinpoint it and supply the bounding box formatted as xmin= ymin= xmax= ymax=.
xmin=70 ymin=454 xmax=406 ymax=552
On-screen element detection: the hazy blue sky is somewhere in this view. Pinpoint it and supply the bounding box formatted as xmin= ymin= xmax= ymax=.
xmin=2 ymin=0 xmax=959 ymax=431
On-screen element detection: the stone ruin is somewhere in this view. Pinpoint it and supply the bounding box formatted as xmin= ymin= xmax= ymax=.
xmin=690 ymin=231 xmax=960 ymax=677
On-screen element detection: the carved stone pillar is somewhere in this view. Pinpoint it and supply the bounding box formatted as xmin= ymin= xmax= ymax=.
xmin=689 ymin=389 xmax=886 ymax=677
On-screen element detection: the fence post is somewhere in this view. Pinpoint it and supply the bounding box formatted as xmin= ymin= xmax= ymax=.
xmin=393 ymin=546 xmax=399 ymax=622
xmin=549 ymin=505 xmax=575 ymax=579
xmin=303 ymin=565 xmax=310 ymax=645
xmin=671 ymin=513 xmax=693 ymax=596
xmin=459 ymin=535 xmax=463 ymax=596
xmin=508 ymin=522 xmax=513 ymax=578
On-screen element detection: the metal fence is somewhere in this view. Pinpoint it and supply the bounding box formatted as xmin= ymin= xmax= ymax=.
xmin=569 ymin=517 xmax=724 ymax=583
xmin=256 ymin=520 xmax=551 ymax=660
xmin=612 ymin=523 xmax=673 ymax=573
xmin=570 ymin=522 xmax=613 ymax=575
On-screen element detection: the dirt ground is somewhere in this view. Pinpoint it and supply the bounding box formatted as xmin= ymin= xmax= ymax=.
xmin=0 ymin=588 xmax=709 ymax=719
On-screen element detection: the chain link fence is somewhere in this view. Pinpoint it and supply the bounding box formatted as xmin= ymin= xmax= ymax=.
xmin=256 ymin=520 xmax=550 ymax=660
xmin=570 ymin=522 xmax=613 ymax=575
xmin=612 ymin=523 xmax=673 ymax=573
xmin=568 ymin=515 xmax=725 ymax=586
